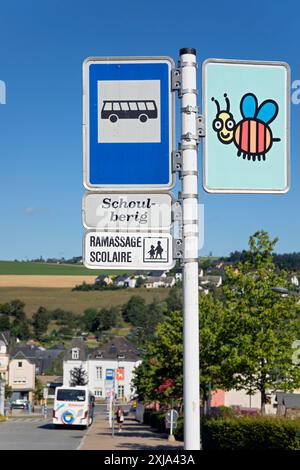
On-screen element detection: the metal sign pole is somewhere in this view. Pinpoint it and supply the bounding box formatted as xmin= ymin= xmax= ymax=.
xmin=179 ymin=48 xmax=201 ymax=450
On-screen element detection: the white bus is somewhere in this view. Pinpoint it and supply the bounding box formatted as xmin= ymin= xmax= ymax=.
xmin=53 ymin=386 xmax=94 ymax=428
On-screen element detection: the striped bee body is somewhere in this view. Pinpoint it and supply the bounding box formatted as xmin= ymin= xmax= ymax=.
xmin=234 ymin=119 xmax=272 ymax=161
xmin=212 ymin=93 xmax=280 ymax=162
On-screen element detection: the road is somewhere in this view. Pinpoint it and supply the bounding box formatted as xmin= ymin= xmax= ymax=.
xmin=0 ymin=416 xmax=87 ymax=450
xmin=0 ymin=404 xmax=129 ymax=450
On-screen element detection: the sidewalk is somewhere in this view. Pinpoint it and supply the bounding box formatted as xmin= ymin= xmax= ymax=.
xmin=79 ymin=413 xmax=184 ymax=451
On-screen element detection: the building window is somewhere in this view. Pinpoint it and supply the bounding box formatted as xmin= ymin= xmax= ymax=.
xmin=118 ymin=385 xmax=124 ymax=398
xmin=94 ymin=388 xmax=103 ymax=398
xmin=18 ymin=362 xmax=22 ymax=368
xmin=72 ymin=348 xmax=79 ymax=360
xmin=96 ymin=366 xmax=102 ymax=379
xmin=13 ymin=378 xmax=26 ymax=384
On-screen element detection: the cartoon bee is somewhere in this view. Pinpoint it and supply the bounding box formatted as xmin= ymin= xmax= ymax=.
xmin=211 ymin=93 xmax=280 ymax=161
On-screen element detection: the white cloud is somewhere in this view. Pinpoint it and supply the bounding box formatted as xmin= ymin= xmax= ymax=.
xmin=24 ymin=206 xmax=48 ymax=215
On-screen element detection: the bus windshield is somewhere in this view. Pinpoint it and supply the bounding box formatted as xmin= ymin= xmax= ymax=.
xmin=56 ymin=389 xmax=86 ymax=402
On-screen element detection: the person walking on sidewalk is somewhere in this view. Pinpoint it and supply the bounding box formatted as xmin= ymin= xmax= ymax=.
xmin=116 ymin=406 xmax=124 ymax=432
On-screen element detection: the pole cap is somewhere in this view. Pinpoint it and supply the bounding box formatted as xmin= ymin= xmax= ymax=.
xmin=180 ymin=47 xmax=196 ymax=56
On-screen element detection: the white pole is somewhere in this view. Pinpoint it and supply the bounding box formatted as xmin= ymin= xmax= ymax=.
xmin=179 ymin=48 xmax=201 ymax=450
xmin=0 ymin=381 xmax=4 ymax=416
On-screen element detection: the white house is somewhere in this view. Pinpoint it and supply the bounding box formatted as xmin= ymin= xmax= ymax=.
xmin=0 ymin=332 xmax=10 ymax=384
xmin=9 ymin=352 xmax=36 ymax=403
xmin=63 ymin=337 xmax=141 ymax=402
xmin=114 ymin=276 xmax=136 ymax=288
xmin=144 ymin=276 xmax=175 ymax=288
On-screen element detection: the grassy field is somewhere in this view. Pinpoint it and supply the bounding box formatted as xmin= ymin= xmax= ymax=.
xmin=0 ymin=287 xmax=171 ymax=315
xmin=0 ymin=261 xmax=133 ymax=276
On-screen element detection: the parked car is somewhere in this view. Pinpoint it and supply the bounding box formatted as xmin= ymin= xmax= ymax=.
xmin=11 ymin=399 xmax=28 ymax=409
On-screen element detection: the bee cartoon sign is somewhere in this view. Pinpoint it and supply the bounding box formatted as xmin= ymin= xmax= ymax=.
xmin=202 ymin=59 xmax=290 ymax=193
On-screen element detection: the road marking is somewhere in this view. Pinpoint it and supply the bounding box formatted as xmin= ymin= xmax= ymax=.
xmin=8 ymin=418 xmax=51 ymax=423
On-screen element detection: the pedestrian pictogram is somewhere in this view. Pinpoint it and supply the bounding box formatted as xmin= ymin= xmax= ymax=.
xmin=143 ymin=237 xmax=169 ymax=263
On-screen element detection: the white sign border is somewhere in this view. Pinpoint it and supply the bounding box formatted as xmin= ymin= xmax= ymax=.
xmin=83 ymin=56 xmax=176 ymax=191
xmin=202 ymin=58 xmax=291 ymax=194
xmin=83 ymin=230 xmax=175 ymax=270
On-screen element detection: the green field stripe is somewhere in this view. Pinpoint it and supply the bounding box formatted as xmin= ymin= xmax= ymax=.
xmin=0 ymin=261 xmax=133 ymax=276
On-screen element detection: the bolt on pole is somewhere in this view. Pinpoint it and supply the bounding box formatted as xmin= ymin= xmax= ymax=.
xmin=179 ymin=48 xmax=201 ymax=450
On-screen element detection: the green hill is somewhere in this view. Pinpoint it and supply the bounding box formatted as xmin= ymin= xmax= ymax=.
xmin=0 ymin=261 xmax=132 ymax=276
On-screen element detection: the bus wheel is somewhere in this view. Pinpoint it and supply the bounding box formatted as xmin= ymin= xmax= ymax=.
xmin=139 ymin=114 xmax=148 ymax=123
xmin=109 ymin=114 xmax=118 ymax=123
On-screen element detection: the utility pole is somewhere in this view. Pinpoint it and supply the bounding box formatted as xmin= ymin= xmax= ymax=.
xmin=179 ymin=48 xmax=201 ymax=450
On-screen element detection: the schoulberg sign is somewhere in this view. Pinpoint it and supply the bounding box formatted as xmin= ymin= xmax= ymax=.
xmin=82 ymin=56 xmax=176 ymax=270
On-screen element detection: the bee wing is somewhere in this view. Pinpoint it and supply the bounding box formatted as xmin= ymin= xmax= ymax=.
xmin=240 ymin=93 xmax=258 ymax=118
xmin=256 ymin=100 xmax=279 ymax=124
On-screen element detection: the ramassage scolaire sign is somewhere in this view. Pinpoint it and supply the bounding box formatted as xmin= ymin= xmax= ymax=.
xmin=84 ymin=231 xmax=175 ymax=269
xmin=82 ymin=193 xmax=173 ymax=230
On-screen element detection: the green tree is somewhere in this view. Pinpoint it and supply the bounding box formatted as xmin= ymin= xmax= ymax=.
xmin=11 ymin=316 xmax=30 ymax=340
xmin=133 ymin=231 xmax=300 ymax=413
xmin=220 ymin=231 xmax=300 ymax=413
xmin=70 ymin=365 xmax=88 ymax=386
xmin=133 ymin=310 xmax=183 ymax=402
xmin=32 ymin=307 xmax=49 ymax=339
xmin=121 ymin=296 xmax=146 ymax=326
xmin=133 ymin=294 xmax=225 ymax=402
xmin=135 ymin=276 xmax=144 ymax=288
xmin=98 ymin=307 xmax=120 ymax=331
xmin=33 ymin=378 xmax=44 ymax=404
xmin=5 ymin=384 xmax=12 ymax=400
xmin=0 ymin=316 xmax=10 ymax=331
xmin=165 ymin=287 xmax=182 ymax=313
xmin=0 ymin=299 xmax=25 ymax=317
xmin=82 ymin=308 xmax=99 ymax=332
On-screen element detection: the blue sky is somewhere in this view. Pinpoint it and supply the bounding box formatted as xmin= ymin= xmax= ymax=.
xmin=0 ymin=0 xmax=299 ymax=260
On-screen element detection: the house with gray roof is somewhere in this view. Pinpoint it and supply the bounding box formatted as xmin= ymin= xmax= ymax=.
xmin=10 ymin=343 xmax=65 ymax=375
xmin=144 ymin=276 xmax=175 ymax=288
xmin=63 ymin=337 xmax=141 ymax=401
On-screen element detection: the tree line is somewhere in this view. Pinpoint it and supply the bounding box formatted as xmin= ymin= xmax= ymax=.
xmin=133 ymin=231 xmax=300 ymax=414
xmin=0 ymin=288 xmax=182 ymax=347
xmin=223 ymin=250 xmax=300 ymax=273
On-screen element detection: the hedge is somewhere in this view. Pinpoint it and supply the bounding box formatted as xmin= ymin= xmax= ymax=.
xmin=143 ymin=410 xmax=166 ymax=433
xmin=143 ymin=410 xmax=300 ymax=450
xmin=202 ymin=416 xmax=300 ymax=450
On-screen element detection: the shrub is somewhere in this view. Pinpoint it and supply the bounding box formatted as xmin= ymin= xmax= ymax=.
xmin=143 ymin=409 xmax=166 ymax=433
xmin=202 ymin=416 xmax=300 ymax=450
xmin=143 ymin=412 xmax=300 ymax=449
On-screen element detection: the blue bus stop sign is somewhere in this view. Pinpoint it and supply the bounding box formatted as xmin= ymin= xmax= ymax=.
xmin=105 ymin=369 xmax=114 ymax=380
xmin=83 ymin=57 xmax=175 ymax=190
xmin=202 ymin=59 xmax=290 ymax=193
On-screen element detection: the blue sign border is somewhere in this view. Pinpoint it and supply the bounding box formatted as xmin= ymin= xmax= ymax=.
xmin=83 ymin=57 xmax=175 ymax=190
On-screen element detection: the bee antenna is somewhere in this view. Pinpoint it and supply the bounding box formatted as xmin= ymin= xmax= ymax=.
xmin=224 ymin=93 xmax=230 ymax=112
xmin=211 ymin=97 xmax=220 ymax=114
